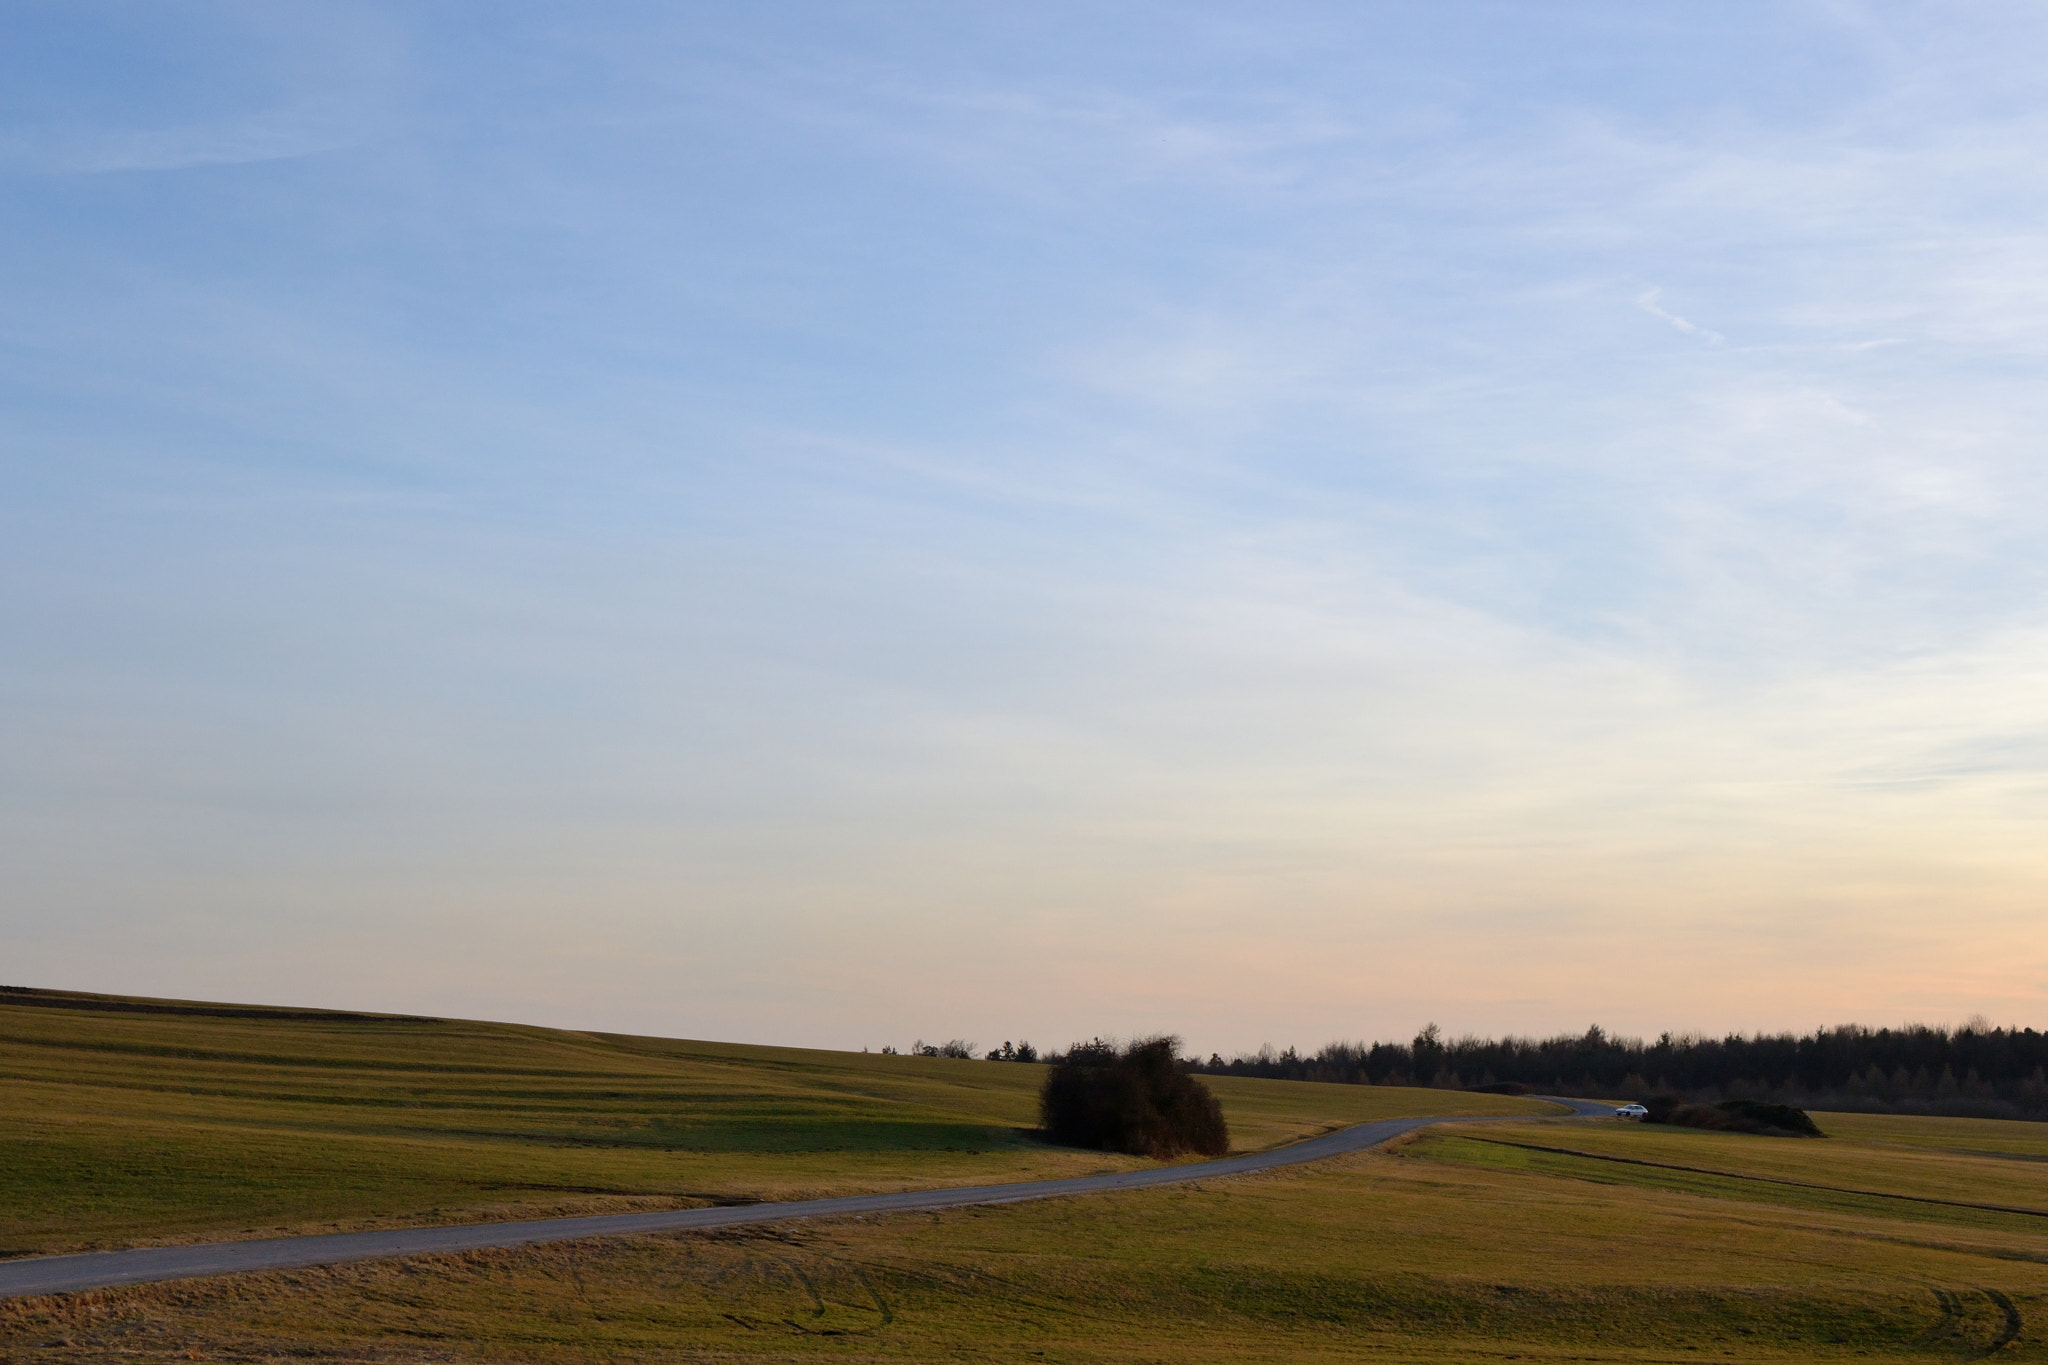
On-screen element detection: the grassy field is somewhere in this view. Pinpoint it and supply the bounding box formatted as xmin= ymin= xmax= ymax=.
xmin=8 ymin=989 xmax=2048 ymax=1362
xmin=0 ymin=987 xmax=1540 ymax=1255
xmin=1408 ymin=1113 xmax=2048 ymax=1229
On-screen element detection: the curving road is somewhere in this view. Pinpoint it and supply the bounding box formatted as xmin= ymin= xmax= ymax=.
xmin=0 ymin=1096 xmax=1615 ymax=1300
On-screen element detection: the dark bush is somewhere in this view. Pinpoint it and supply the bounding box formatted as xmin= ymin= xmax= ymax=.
xmin=1467 ymin=1081 xmax=1535 ymax=1095
xmin=1643 ymin=1095 xmax=1738 ymax=1130
xmin=1717 ymin=1098 xmax=1826 ymax=1136
xmin=1039 ymin=1036 xmax=1229 ymax=1159
xmin=1644 ymin=1094 xmax=1824 ymax=1137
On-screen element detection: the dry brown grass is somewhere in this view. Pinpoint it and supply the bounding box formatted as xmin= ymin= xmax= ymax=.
xmin=14 ymin=992 xmax=2041 ymax=1361
xmin=0 ymin=990 xmax=1541 ymax=1256
xmin=7 ymin=1125 xmax=2047 ymax=1362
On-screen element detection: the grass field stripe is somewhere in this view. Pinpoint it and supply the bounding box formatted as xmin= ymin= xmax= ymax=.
xmin=1455 ymin=1136 xmax=2048 ymax=1218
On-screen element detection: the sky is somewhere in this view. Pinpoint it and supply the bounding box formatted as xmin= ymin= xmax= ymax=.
xmin=4 ymin=1 xmax=2047 ymax=1056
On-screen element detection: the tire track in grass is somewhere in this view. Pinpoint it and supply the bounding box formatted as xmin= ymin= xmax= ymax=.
xmin=1918 ymin=1287 xmax=1968 ymax=1351
xmin=1980 ymin=1287 xmax=2023 ymax=1356
xmin=1919 ymin=1286 xmax=2028 ymax=1360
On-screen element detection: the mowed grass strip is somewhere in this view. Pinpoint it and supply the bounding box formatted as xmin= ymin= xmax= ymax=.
xmin=9 ymin=1135 xmax=2047 ymax=1362
xmin=0 ymin=989 xmax=1546 ymax=1255
xmin=1413 ymin=1133 xmax=2048 ymax=1237
xmin=1821 ymin=1109 xmax=2048 ymax=1159
xmin=1425 ymin=1114 xmax=2048 ymax=1217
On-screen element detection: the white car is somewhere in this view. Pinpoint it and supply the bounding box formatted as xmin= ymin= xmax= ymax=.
xmin=1614 ymin=1103 xmax=1649 ymax=1119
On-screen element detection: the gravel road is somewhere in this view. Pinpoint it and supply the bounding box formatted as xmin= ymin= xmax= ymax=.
xmin=0 ymin=1096 xmax=1613 ymax=1299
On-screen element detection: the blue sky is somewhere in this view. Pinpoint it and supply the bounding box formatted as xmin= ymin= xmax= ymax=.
xmin=5 ymin=2 xmax=2047 ymax=1052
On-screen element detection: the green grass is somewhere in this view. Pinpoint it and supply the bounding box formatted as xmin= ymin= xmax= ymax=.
xmin=1411 ymin=1113 xmax=2048 ymax=1223
xmin=8 ymin=1127 xmax=2047 ymax=1362
xmin=11 ymin=989 xmax=2048 ymax=1362
xmin=0 ymin=987 xmax=1542 ymax=1255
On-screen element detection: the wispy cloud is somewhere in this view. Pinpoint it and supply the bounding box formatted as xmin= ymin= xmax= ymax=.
xmin=8 ymin=3 xmax=2048 ymax=1046
xmin=1635 ymin=288 xmax=1725 ymax=344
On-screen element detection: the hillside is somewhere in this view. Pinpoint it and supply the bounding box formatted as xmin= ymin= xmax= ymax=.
xmin=0 ymin=986 xmax=1544 ymax=1256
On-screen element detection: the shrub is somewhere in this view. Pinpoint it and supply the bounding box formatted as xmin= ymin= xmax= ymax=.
xmin=1717 ymin=1097 xmax=1826 ymax=1136
xmin=1644 ymin=1094 xmax=1824 ymax=1137
xmin=1039 ymin=1037 xmax=1229 ymax=1159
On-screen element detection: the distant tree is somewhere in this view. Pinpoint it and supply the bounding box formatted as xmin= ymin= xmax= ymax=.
xmin=1039 ymin=1036 xmax=1228 ymax=1159
xmin=912 ymin=1039 xmax=976 ymax=1059
xmin=988 ymin=1040 xmax=1039 ymax=1061
xmin=1176 ymin=1020 xmax=2048 ymax=1122
xmin=1412 ymin=1022 xmax=1444 ymax=1084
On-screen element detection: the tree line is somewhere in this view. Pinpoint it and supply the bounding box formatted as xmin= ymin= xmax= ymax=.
xmin=1186 ymin=1021 xmax=2048 ymax=1121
